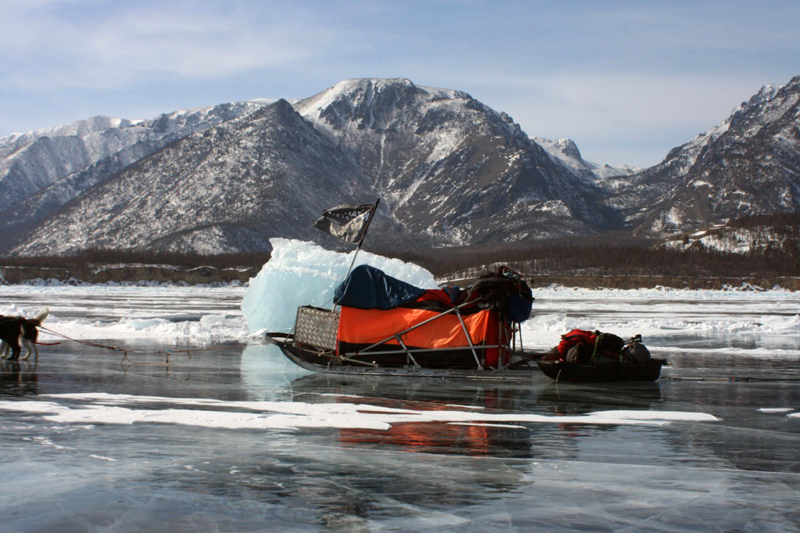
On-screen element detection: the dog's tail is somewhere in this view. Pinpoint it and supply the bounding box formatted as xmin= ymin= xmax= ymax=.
xmin=33 ymin=308 xmax=49 ymax=324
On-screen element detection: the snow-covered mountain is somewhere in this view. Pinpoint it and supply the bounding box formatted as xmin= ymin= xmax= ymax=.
xmin=628 ymin=77 xmax=800 ymax=236
xmin=0 ymin=101 xmax=271 ymax=251
xmin=293 ymin=79 xmax=620 ymax=245
xmin=10 ymin=100 xmax=376 ymax=255
xmin=1 ymin=76 xmax=798 ymax=256
xmin=4 ymin=79 xmax=619 ymax=255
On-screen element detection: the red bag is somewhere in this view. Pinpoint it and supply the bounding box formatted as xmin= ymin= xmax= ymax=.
xmin=555 ymin=329 xmax=597 ymax=358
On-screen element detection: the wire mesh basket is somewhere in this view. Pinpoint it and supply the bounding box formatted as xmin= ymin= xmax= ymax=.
xmin=295 ymin=306 xmax=340 ymax=351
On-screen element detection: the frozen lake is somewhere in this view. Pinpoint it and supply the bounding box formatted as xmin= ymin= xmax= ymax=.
xmin=1 ymin=284 xmax=799 ymax=532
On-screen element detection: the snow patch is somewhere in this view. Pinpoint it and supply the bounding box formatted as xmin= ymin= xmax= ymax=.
xmin=0 ymin=393 xmax=720 ymax=432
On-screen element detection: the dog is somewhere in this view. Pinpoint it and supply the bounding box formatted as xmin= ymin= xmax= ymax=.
xmin=0 ymin=308 xmax=49 ymax=362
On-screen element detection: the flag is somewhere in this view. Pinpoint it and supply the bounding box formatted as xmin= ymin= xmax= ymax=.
xmin=314 ymin=202 xmax=379 ymax=245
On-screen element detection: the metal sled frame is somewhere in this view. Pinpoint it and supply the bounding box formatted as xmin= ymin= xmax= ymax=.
xmin=269 ymin=298 xmax=538 ymax=376
xmin=344 ymin=297 xmax=493 ymax=370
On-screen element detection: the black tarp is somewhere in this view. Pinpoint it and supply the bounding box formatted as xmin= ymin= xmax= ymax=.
xmin=334 ymin=265 xmax=427 ymax=310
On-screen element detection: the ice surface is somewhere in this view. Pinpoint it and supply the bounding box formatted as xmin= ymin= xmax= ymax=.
xmin=518 ymin=285 xmax=800 ymax=355
xmin=1 ymin=274 xmax=799 ymax=361
xmin=1 ymin=284 xmax=800 ymax=531
xmin=241 ymin=238 xmax=438 ymax=334
xmin=0 ymin=285 xmax=251 ymax=344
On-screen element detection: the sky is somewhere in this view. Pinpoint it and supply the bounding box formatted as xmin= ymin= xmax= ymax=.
xmin=1 ymin=0 xmax=798 ymax=168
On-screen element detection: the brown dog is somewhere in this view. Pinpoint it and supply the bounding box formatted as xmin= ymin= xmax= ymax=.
xmin=0 ymin=309 xmax=49 ymax=362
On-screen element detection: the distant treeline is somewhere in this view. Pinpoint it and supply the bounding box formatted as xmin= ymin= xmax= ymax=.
xmin=384 ymin=241 xmax=799 ymax=279
xmin=669 ymin=212 xmax=800 ymax=257
xmin=386 ymin=214 xmax=800 ymax=278
xmin=0 ymin=248 xmax=271 ymax=270
xmin=1 ymin=224 xmax=798 ymax=282
xmin=727 ymin=212 xmax=800 ymax=230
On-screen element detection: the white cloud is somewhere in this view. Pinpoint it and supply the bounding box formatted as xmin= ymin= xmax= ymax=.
xmin=0 ymin=0 xmax=797 ymax=166
xmin=519 ymin=72 xmax=763 ymax=131
xmin=0 ymin=1 xmax=340 ymax=90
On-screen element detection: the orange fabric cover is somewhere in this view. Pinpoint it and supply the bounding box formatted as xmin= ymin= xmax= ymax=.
xmin=338 ymin=306 xmax=502 ymax=364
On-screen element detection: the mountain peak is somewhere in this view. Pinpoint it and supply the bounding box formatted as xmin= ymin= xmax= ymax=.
xmin=739 ymin=83 xmax=782 ymax=113
xmin=332 ymin=77 xmax=416 ymax=91
xmin=2 ymin=75 xmax=798 ymax=256
xmin=294 ymin=78 xmax=470 ymax=122
xmin=632 ymin=74 xmax=800 ymax=236
xmin=0 ymin=115 xmax=135 ymax=148
xmin=550 ymin=138 xmax=582 ymax=160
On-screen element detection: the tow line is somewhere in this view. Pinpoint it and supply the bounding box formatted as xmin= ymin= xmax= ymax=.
xmin=37 ymin=326 xmax=246 ymax=366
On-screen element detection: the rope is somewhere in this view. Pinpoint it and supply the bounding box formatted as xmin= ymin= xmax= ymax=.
xmin=590 ymin=336 xmax=599 ymax=362
xmin=37 ymin=325 xmax=246 ymax=366
xmin=39 ymin=326 xmax=129 ymax=361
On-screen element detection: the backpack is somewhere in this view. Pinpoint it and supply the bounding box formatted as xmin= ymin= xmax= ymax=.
xmin=595 ymin=332 xmax=625 ymax=357
xmin=556 ymin=329 xmax=625 ymax=362
xmin=565 ymin=342 xmax=594 ymax=363
xmin=622 ymin=342 xmax=651 ymax=362
xmin=556 ymin=329 xmax=596 ymax=358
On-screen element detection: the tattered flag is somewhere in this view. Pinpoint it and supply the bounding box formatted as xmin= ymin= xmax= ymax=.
xmin=314 ymin=202 xmax=378 ymax=245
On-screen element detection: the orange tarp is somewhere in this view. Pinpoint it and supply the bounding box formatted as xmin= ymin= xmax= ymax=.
xmin=338 ymin=305 xmax=499 ymax=350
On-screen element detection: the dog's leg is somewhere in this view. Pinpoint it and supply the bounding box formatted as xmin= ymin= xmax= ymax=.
xmin=21 ymin=321 xmax=41 ymax=361
xmin=21 ymin=338 xmax=38 ymax=361
xmin=1 ymin=317 xmax=25 ymax=361
xmin=8 ymin=339 xmax=21 ymax=361
xmin=0 ymin=340 xmax=8 ymax=359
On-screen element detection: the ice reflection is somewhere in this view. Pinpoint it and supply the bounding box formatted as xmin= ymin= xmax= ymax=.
xmin=1 ymin=339 xmax=799 ymax=530
xmin=0 ymin=281 xmax=796 ymax=525
xmin=0 ymin=360 xmax=40 ymax=396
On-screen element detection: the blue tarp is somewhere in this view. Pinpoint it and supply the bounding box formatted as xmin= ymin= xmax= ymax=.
xmin=334 ymin=265 xmax=427 ymax=310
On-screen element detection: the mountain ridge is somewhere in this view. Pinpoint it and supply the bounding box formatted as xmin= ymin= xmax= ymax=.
xmin=1 ymin=76 xmax=798 ymax=257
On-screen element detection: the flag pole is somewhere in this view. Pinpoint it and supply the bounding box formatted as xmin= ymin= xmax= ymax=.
xmin=331 ymin=199 xmax=380 ymax=316
xmin=357 ymin=198 xmax=380 ymax=249
xmin=314 ymin=199 xmax=382 ymax=314
xmin=342 ymin=198 xmax=380 ymax=287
